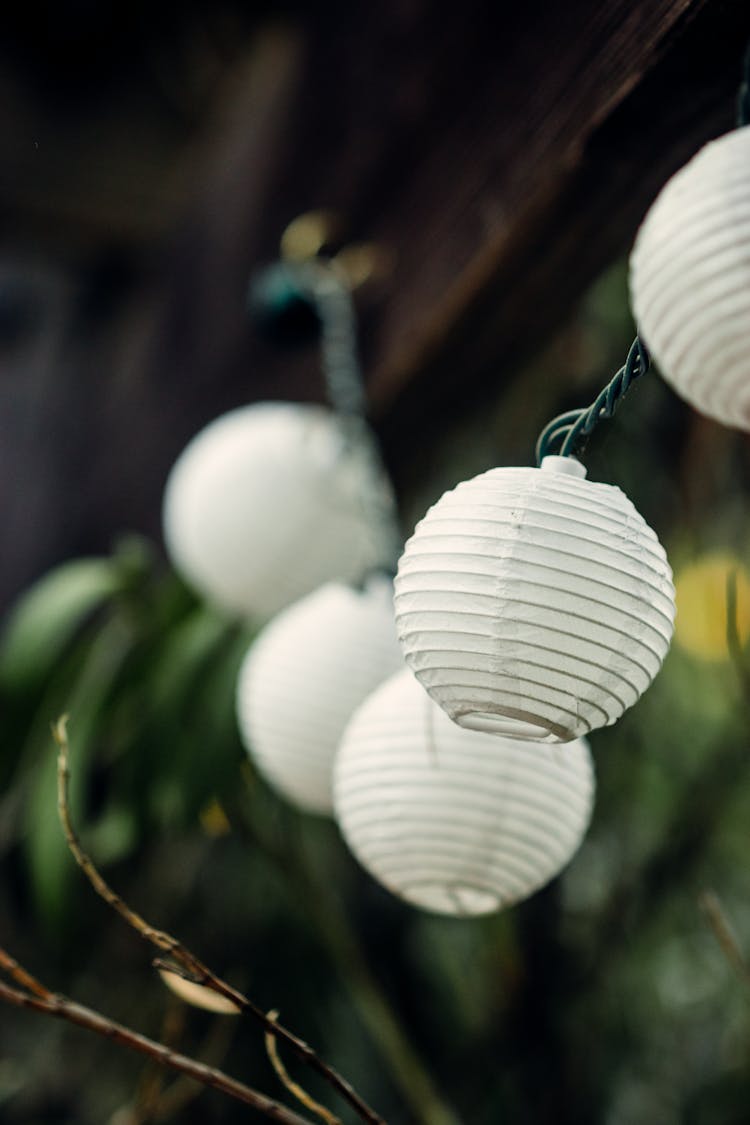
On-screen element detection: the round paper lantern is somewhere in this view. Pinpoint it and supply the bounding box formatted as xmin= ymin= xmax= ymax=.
xmin=236 ymin=576 xmax=404 ymax=814
xmin=629 ymin=126 xmax=750 ymax=430
xmin=163 ymin=401 xmax=395 ymax=619
xmin=334 ymin=668 xmax=594 ymax=916
xmin=394 ymin=455 xmax=675 ymax=742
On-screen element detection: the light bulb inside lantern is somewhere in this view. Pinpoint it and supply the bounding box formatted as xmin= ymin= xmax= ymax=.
xmin=333 ymin=668 xmax=594 ymax=917
xmin=163 ymin=401 xmax=395 ymax=619
xmin=629 ymin=126 xmax=750 ymax=431
xmin=236 ymin=575 xmax=404 ymax=814
xmin=394 ymin=456 xmax=675 ymax=742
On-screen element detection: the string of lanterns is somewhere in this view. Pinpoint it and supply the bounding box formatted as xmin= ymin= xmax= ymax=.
xmin=161 ymin=55 xmax=750 ymax=917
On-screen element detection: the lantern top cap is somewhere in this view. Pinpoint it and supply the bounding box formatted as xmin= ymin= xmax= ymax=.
xmin=539 ymin=455 xmax=587 ymax=479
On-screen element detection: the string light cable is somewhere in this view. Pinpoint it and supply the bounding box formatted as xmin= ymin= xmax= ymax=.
xmin=538 ymin=40 xmax=750 ymax=467
xmin=250 ymin=251 xmax=402 ymax=571
xmin=534 ymin=336 xmax=651 ymax=464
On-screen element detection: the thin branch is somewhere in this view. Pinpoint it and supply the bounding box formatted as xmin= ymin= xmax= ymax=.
xmin=265 ymin=1010 xmax=343 ymax=1125
xmin=151 ymin=1011 xmax=238 ymax=1122
xmin=52 ymin=717 xmax=386 ymax=1125
xmin=129 ymin=999 xmax=186 ymax=1125
xmin=0 ymin=945 xmax=52 ymax=1000
xmin=0 ymin=969 xmax=313 ymax=1125
xmin=226 ymin=789 xmax=460 ymax=1125
xmin=699 ymin=889 xmax=750 ymax=988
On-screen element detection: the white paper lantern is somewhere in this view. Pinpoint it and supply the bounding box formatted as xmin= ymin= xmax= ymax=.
xmin=334 ymin=668 xmax=594 ymax=917
xmin=163 ymin=401 xmax=395 ymax=619
xmin=236 ymin=576 xmax=404 ymax=814
xmin=630 ymin=126 xmax=750 ymax=430
xmin=394 ymin=455 xmax=675 ymax=742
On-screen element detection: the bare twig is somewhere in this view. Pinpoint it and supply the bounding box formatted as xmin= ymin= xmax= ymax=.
xmin=150 ymin=1011 xmax=238 ymax=1122
xmin=52 ymin=716 xmax=386 ymax=1125
xmin=699 ymin=889 xmax=750 ymax=987
xmin=0 ymin=967 xmax=313 ymax=1125
xmin=265 ymin=1010 xmax=343 ymax=1125
xmin=226 ymin=788 xmax=460 ymax=1125
xmin=0 ymin=945 xmax=52 ymax=1000
xmin=129 ymin=1000 xmax=186 ymax=1125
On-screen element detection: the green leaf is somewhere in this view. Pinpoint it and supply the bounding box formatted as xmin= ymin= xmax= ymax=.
xmin=0 ymin=558 xmax=121 ymax=693
xmin=22 ymin=615 xmax=138 ymax=934
xmin=144 ymin=619 xmax=252 ymax=827
xmin=23 ymin=736 xmax=79 ymax=934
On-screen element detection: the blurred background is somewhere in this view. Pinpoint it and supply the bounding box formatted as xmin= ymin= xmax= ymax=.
xmin=1 ymin=1 xmax=750 ymax=1122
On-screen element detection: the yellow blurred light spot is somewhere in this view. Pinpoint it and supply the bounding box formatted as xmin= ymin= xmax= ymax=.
xmin=674 ymin=553 xmax=750 ymax=661
xmin=158 ymin=969 xmax=241 ymax=1014
xmin=199 ymin=798 xmax=231 ymax=838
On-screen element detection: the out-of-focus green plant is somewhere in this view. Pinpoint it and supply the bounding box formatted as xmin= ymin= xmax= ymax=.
xmin=0 ymin=536 xmax=253 ymax=934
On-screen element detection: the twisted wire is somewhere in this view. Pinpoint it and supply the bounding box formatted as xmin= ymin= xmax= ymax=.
xmin=535 ymin=336 xmax=650 ymax=465
xmin=293 ymin=261 xmax=369 ymax=420
xmin=286 ymin=260 xmax=402 ymax=569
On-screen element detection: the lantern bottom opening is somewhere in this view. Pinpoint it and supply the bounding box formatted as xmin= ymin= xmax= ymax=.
xmin=455 ymin=709 xmax=575 ymax=742
xmin=404 ymin=881 xmax=501 ymax=917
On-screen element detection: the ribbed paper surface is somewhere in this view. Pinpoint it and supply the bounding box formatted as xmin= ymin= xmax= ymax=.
xmin=630 ymin=127 xmax=750 ymax=431
xmin=334 ymin=668 xmax=594 ymax=916
xmin=394 ymin=459 xmax=675 ymax=741
xmin=236 ymin=577 xmax=404 ymax=814
xmin=163 ymin=402 xmax=395 ymax=619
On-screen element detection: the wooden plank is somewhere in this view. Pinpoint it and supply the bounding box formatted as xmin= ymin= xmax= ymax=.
xmin=138 ymin=0 xmax=750 ymax=484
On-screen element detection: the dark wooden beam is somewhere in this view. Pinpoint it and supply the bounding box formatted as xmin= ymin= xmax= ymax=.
xmin=136 ymin=0 xmax=750 ymax=488
xmin=2 ymin=0 xmax=749 ymax=606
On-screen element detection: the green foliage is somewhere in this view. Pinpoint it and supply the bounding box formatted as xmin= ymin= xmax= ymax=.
xmin=0 ymin=557 xmax=123 ymax=695
xmin=2 ymin=266 xmax=750 ymax=1124
xmin=0 ymin=540 xmax=254 ymax=940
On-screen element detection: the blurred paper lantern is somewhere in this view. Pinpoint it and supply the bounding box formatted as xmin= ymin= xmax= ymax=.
xmin=394 ymin=455 xmax=675 ymax=742
xmin=163 ymin=402 xmax=395 ymax=619
xmin=629 ymin=126 xmax=750 ymax=430
xmin=236 ymin=576 xmax=403 ymax=814
xmin=334 ymin=668 xmax=594 ymax=917
xmin=674 ymin=552 xmax=750 ymax=661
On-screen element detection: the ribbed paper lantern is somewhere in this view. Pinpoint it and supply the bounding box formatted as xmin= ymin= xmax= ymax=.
xmin=334 ymin=668 xmax=594 ymax=916
xmin=163 ymin=401 xmax=394 ymax=619
xmin=236 ymin=576 xmax=404 ymax=814
xmin=394 ymin=456 xmax=675 ymax=742
xmin=630 ymin=126 xmax=750 ymax=430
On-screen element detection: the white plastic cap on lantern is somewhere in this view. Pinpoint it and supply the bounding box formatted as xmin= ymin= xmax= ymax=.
xmin=333 ymin=667 xmax=594 ymax=917
xmin=629 ymin=126 xmax=750 ymax=430
xmin=236 ymin=575 xmax=404 ymax=814
xmin=394 ymin=456 xmax=675 ymax=743
xmin=163 ymin=401 xmax=395 ymax=619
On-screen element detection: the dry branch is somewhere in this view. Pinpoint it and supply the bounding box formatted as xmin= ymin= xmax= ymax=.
xmin=52 ymin=716 xmax=385 ymax=1125
xmin=265 ymin=1009 xmax=343 ymax=1125
xmin=0 ymin=971 xmax=313 ymax=1125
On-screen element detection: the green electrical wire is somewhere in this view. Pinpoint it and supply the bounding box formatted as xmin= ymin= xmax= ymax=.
xmin=535 ymin=336 xmax=651 ymax=464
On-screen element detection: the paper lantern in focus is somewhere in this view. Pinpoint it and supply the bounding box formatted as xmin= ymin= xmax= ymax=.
xmin=163 ymin=402 xmax=395 ymax=619
xmin=334 ymin=668 xmax=594 ymax=916
xmin=629 ymin=127 xmax=750 ymax=430
xmin=674 ymin=552 xmax=750 ymax=661
xmin=236 ymin=576 xmax=403 ymax=814
xmin=394 ymin=455 xmax=675 ymax=742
